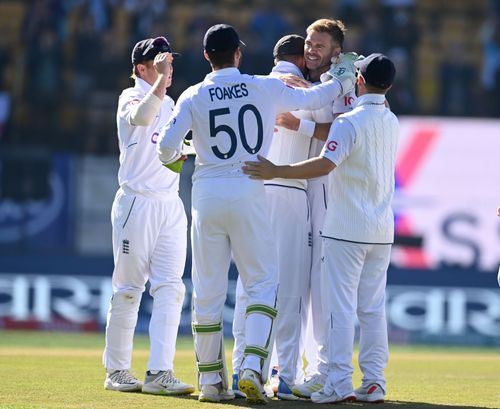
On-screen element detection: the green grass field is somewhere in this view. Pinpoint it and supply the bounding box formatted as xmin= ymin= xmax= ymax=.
xmin=0 ymin=330 xmax=498 ymax=409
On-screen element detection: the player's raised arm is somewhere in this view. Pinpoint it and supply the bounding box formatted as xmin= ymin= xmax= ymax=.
xmin=273 ymin=53 xmax=357 ymax=114
xmin=157 ymin=89 xmax=194 ymax=165
xmin=125 ymin=47 xmax=175 ymax=127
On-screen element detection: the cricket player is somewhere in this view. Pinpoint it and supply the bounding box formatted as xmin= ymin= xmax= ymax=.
xmin=276 ymin=19 xmax=357 ymax=398
xmin=102 ymin=36 xmax=194 ymax=396
xmin=157 ymin=24 xmax=357 ymax=404
xmin=231 ymin=34 xmax=314 ymax=401
xmin=243 ymin=53 xmax=399 ymax=404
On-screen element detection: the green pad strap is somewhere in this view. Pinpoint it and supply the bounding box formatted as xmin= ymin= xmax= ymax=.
xmin=244 ymin=345 xmax=269 ymax=359
xmin=192 ymin=322 xmax=222 ymax=334
xmin=197 ymin=360 xmax=224 ymax=373
xmin=246 ymin=303 xmax=278 ymax=319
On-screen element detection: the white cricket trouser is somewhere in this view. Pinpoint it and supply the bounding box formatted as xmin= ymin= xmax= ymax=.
xmin=232 ymin=185 xmax=311 ymax=384
xmin=265 ymin=184 xmax=311 ymax=386
xmin=304 ymin=176 xmax=328 ymax=376
xmin=231 ymin=277 xmax=247 ymax=373
xmin=191 ymin=177 xmax=278 ymax=385
xmin=302 ymin=301 xmax=318 ymax=379
xmin=103 ymin=186 xmax=187 ymax=372
xmin=321 ymin=238 xmax=390 ymax=397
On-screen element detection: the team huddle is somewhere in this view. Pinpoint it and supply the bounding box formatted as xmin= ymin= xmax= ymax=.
xmin=102 ymin=17 xmax=399 ymax=405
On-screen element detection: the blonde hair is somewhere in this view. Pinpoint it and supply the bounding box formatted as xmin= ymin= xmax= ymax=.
xmin=130 ymin=60 xmax=153 ymax=80
xmin=306 ymin=19 xmax=346 ymax=48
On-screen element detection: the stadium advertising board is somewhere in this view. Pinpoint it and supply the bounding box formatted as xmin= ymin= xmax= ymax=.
xmin=0 ymin=153 xmax=75 ymax=248
xmin=0 ymin=274 xmax=499 ymax=345
xmin=392 ymin=117 xmax=500 ymax=272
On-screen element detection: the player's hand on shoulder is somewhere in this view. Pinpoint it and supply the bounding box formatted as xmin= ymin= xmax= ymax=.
xmin=320 ymin=52 xmax=364 ymax=95
xmin=277 ymin=73 xmax=312 ymax=89
xmin=242 ymin=155 xmax=276 ymax=180
xmin=334 ymin=52 xmax=364 ymax=65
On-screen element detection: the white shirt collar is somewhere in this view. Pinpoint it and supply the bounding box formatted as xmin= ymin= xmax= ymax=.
xmin=135 ymin=77 xmax=152 ymax=92
xmin=353 ymin=93 xmax=386 ymax=108
xmin=206 ymin=67 xmax=241 ymax=79
xmin=271 ymin=61 xmax=304 ymax=78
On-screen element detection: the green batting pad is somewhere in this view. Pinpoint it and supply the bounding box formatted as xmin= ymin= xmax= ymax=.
xmin=192 ymin=322 xmax=222 ymax=334
xmin=246 ymin=303 xmax=278 ymax=319
xmin=244 ymin=345 xmax=269 ymax=359
xmin=197 ymin=360 xmax=224 ymax=373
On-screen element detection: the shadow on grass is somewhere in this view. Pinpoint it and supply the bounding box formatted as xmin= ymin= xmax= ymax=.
xmin=185 ymin=397 xmax=498 ymax=409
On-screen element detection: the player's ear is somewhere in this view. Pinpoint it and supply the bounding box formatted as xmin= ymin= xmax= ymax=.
xmin=234 ymin=47 xmax=242 ymax=66
xmin=136 ymin=63 xmax=146 ymax=77
xmin=203 ymin=51 xmax=210 ymax=62
xmin=356 ymin=74 xmax=364 ymax=87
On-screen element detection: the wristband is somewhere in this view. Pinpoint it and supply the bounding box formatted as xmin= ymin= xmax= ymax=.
xmin=298 ymin=119 xmax=316 ymax=138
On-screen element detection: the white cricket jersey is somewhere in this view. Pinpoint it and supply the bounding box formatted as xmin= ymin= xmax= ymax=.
xmin=308 ymin=87 xmax=356 ymax=158
xmin=116 ymin=77 xmax=179 ymax=194
xmin=321 ymin=93 xmax=399 ymax=243
xmin=266 ymin=61 xmax=312 ymax=190
xmin=157 ymin=67 xmax=343 ymax=181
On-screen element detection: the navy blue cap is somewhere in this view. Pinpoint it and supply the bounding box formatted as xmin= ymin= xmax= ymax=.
xmin=354 ymin=53 xmax=396 ymax=89
xmin=273 ymin=34 xmax=305 ymax=58
xmin=132 ymin=36 xmax=180 ymax=65
xmin=203 ymin=24 xmax=245 ymax=53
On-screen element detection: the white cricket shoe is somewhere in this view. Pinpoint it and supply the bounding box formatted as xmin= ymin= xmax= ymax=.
xmin=199 ymin=382 xmax=235 ymax=403
xmin=104 ymin=369 xmax=143 ymax=392
xmin=292 ymin=373 xmax=326 ymax=398
xmin=142 ymin=370 xmax=195 ymax=395
xmin=354 ymin=383 xmax=385 ymax=403
xmin=238 ymin=368 xmax=268 ymax=404
xmin=311 ymin=387 xmax=356 ymax=404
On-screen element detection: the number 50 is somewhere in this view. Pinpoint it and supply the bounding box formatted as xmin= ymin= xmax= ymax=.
xmin=209 ymin=104 xmax=263 ymax=160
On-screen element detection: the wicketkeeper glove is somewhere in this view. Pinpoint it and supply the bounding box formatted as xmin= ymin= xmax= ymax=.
xmin=163 ymin=158 xmax=185 ymax=173
xmin=162 ymin=139 xmax=195 ymax=173
xmin=320 ymin=52 xmax=365 ymax=95
xmin=180 ymin=138 xmax=196 ymax=156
